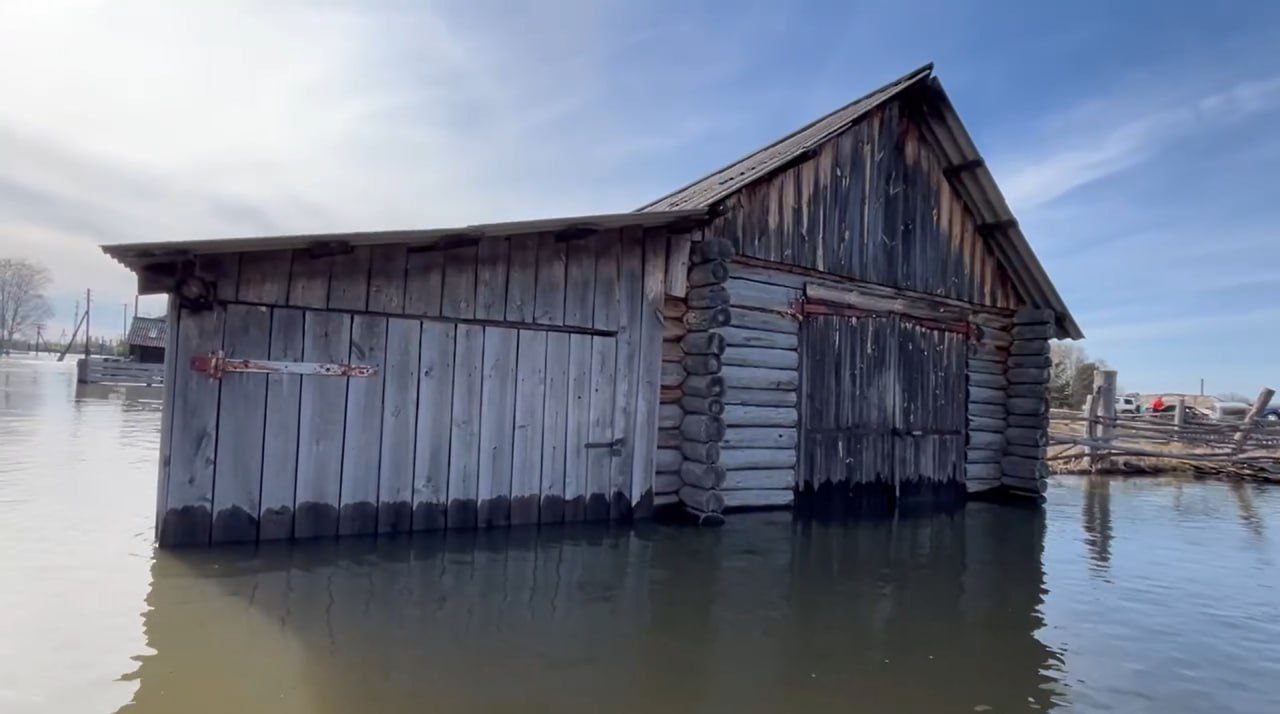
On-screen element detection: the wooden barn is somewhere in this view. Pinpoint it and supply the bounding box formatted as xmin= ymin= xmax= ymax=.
xmin=104 ymin=64 xmax=1080 ymax=546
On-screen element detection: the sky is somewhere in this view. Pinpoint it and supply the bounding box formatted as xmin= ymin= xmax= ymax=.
xmin=1 ymin=0 xmax=1277 ymax=395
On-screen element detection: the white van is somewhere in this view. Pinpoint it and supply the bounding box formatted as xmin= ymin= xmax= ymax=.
xmin=1115 ymin=396 xmax=1138 ymax=414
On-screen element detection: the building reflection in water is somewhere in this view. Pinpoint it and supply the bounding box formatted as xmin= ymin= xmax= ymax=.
xmin=120 ymin=505 xmax=1059 ymax=713
xmin=1081 ymin=476 xmax=1113 ymax=577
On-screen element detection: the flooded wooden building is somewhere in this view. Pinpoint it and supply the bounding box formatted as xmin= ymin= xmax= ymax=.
xmin=104 ymin=64 xmax=1080 ymax=546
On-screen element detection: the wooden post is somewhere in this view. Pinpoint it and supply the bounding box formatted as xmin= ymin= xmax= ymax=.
xmin=1234 ymin=387 xmax=1276 ymax=453
xmin=1173 ymin=397 xmax=1186 ymax=429
xmin=1092 ymin=370 xmax=1117 ymax=472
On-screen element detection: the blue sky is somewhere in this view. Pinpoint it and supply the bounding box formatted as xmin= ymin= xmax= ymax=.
xmin=1 ymin=1 xmax=1277 ymax=395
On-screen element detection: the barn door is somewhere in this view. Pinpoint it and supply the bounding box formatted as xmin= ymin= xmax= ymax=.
xmin=800 ymin=313 xmax=965 ymax=501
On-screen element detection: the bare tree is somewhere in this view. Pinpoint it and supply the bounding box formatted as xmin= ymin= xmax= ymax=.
xmin=1049 ymin=342 xmax=1108 ymax=409
xmin=0 ymin=258 xmax=54 ymax=349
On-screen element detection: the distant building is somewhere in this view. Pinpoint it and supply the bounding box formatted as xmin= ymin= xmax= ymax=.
xmin=126 ymin=316 xmax=167 ymax=363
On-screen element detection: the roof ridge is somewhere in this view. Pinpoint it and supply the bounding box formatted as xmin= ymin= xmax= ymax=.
xmin=636 ymin=62 xmax=934 ymax=212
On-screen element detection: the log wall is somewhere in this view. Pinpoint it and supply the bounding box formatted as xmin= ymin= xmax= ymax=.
xmin=157 ymin=229 xmax=673 ymax=546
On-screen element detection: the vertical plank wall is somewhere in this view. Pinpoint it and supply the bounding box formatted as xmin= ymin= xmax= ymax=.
xmin=158 ymin=229 xmax=675 ymax=545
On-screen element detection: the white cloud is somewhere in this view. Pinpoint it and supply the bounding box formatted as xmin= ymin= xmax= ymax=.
xmin=999 ymin=74 xmax=1280 ymax=210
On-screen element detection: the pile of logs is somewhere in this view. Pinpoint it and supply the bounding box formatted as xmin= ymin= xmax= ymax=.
xmin=964 ymin=316 xmax=1010 ymax=492
xmin=1001 ymin=308 xmax=1053 ymax=495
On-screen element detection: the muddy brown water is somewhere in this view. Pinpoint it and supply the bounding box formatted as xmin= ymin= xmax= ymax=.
xmin=3 ymin=357 xmax=1279 ymax=712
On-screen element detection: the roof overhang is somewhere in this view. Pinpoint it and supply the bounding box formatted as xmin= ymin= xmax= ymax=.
xmin=102 ymin=208 xmax=711 ymax=275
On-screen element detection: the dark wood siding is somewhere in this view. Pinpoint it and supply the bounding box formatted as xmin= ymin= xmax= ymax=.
xmin=707 ymin=99 xmax=1018 ymax=310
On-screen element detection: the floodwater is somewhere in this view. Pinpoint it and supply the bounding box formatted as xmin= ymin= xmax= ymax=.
xmin=2 ymin=358 xmax=1279 ymax=713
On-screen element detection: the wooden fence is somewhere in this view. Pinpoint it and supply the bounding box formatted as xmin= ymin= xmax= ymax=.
xmin=1048 ymin=374 xmax=1278 ymax=478
xmin=77 ymin=357 xmax=165 ymax=386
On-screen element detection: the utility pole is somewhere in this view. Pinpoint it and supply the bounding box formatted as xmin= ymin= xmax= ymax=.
xmin=84 ymin=288 xmax=92 ymax=358
xmin=1199 ymin=378 xmax=1204 ymax=397
xmin=122 ymin=302 xmax=129 ymax=342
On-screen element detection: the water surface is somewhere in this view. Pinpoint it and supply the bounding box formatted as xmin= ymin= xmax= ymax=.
xmin=2 ymin=358 xmax=1278 ymax=712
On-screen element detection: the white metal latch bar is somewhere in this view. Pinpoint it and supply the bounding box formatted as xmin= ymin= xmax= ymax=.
xmin=190 ymin=350 xmax=378 ymax=379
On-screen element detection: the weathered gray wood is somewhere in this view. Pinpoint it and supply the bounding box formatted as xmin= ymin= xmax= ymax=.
xmin=510 ymin=329 xmax=547 ymax=525
xmin=722 ymin=366 xmax=799 ymax=390
xmin=1007 ymin=414 xmax=1046 ymax=428
xmin=678 ymin=485 xmax=724 ymax=513
xmin=722 ymin=427 xmax=797 ymax=449
xmin=681 ymin=415 xmax=725 ymax=442
xmin=404 ymin=249 xmax=444 ymax=317
xmin=412 ymin=322 xmax=454 ymax=531
xmin=287 ymin=250 xmax=331 ymax=308
xmin=1006 ymin=443 xmax=1047 ymax=459
xmin=968 ymin=385 xmax=1006 ymax=405
xmin=294 ymin=310 xmax=350 ymax=539
xmin=661 ymin=360 xmax=686 ymax=388
xmin=586 ymin=237 xmax=620 ymax=519
xmin=1011 ymin=324 xmax=1053 ymax=340
xmin=1007 ymin=427 xmax=1048 ymax=447
xmin=684 ymin=307 xmax=731 ymax=330
xmin=377 ymin=317 xmax=419 ymax=533
xmin=1008 ymin=384 xmax=1047 ymax=399
xmin=727 ymin=307 xmax=799 ymax=334
xmin=966 ymin=462 xmax=1002 ymax=480
xmin=609 ymin=229 xmax=646 ymax=519
xmin=1008 ymin=367 xmax=1050 ymax=384
xmin=968 ymin=343 xmax=1008 ymax=362
xmin=680 ymin=461 xmax=726 ymax=489
xmin=663 ymin=320 xmax=687 ymax=341
xmin=665 ymin=234 xmax=691 ymax=297
xmin=446 ymin=324 xmax=483 ymax=528
xmin=682 ymin=354 xmax=722 ymax=375
xmin=659 ymin=403 xmax=684 ymax=428
xmin=540 ymin=331 xmax=570 ymax=523
xmin=474 ymin=236 xmax=510 ymax=320
xmin=338 ymin=314 xmax=386 ymax=536
xmin=965 ymin=476 xmax=1003 ymax=493
xmin=680 ymin=440 xmax=720 ymax=464
xmin=722 ymin=404 xmax=798 ymax=427
xmin=662 ymin=297 xmax=687 ymax=319
xmin=441 ymin=245 xmax=478 ymax=319
xmin=477 ymin=326 xmax=517 ymax=527
xmin=1010 ymin=340 xmax=1049 ymax=357
xmin=654 ymin=492 xmax=679 ymax=506
xmin=211 ymin=304 xmax=270 ymax=543
xmin=721 ymin=469 xmax=793 ymax=490
xmin=258 ymin=307 xmax=304 ymax=541
xmin=1234 ymin=387 xmax=1276 ymax=453
xmin=655 ymin=473 xmax=683 ymax=495
xmin=687 ymin=284 xmax=730 ymax=309
xmin=968 ymin=359 xmax=1005 ymax=375
xmin=727 ymin=278 xmax=800 ymax=313
xmin=691 ymin=236 xmax=734 ymax=263
xmin=968 ymin=416 xmax=1005 ymax=433
xmin=505 ymin=235 xmax=539 ymax=322
xmin=680 ymin=331 xmax=726 ymax=355
xmin=968 ymin=372 xmax=1008 ymax=390
xmin=683 ymin=374 xmax=725 ymax=397
xmin=1008 ymin=354 xmax=1051 ymax=369
xmin=680 ymin=395 xmax=724 ymax=416
xmin=721 ymin=346 xmax=798 ymax=369
xmin=688 ymin=260 xmax=729 ymax=287
xmin=1002 ymin=475 xmax=1049 ymax=495
xmin=657 ymin=428 xmax=681 ymax=449
xmin=716 ymin=326 xmax=798 ymax=349
xmin=965 ymin=448 xmax=1002 ymax=464
xmin=722 ymin=489 xmax=793 ymax=509
xmin=968 ymin=431 xmax=1006 ymax=451
xmin=564 ymin=332 xmax=593 ymax=521
xmin=327 ymin=246 xmax=371 ymax=311
xmin=1007 ymin=397 xmax=1047 ymax=416
xmin=367 ymin=244 xmax=408 ymax=314
xmin=656 ymin=448 xmax=682 ymax=472
xmin=719 ymin=448 xmax=796 ymax=470
xmin=237 ymin=250 xmax=292 ymax=305
xmin=968 ymin=402 xmax=1007 ymax=419
xmin=1014 ymin=307 xmax=1055 ymax=324
xmin=533 ymin=234 xmax=567 ymax=325
xmin=722 ymin=388 xmax=797 ymax=407
xmin=196 ymin=253 xmax=241 ymax=302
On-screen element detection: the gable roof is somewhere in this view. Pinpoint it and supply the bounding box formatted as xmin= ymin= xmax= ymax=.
xmin=127 ymin=316 xmax=168 ymax=348
xmin=639 ymin=64 xmax=1082 ymax=340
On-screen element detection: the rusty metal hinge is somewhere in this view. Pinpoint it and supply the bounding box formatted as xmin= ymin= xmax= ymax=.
xmin=190 ymin=350 xmax=378 ymax=380
xmin=584 ymin=437 xmax=625 ymax=456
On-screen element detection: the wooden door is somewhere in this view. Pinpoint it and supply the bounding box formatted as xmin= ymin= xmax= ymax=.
xmin=800 ymin=313 xmax=965 ymax=501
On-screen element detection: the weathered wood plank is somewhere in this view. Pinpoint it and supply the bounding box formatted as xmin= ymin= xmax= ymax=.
xmin=412 ymin=322 xmax=454 ymax=531
xmin=338 ymin=314 xmax=386 ymax=536
xmin=726 ymin=277 xmax=800 ymax=313
xmin=719 ymin=448 xmax=797 ymax=470
xmin=727 ymin=307 xmax=799 ymax=333
xmin=475 ymin=236 xmax=510 ymax=320
xmin=722 ymin=488 xmax=793 ymax=509
xmin=666 ymin=234 xmax=691 ymax=297
xmin=287 ymin=250 xmax=331 ymax=308
xmin=721 ymin=366 xmax=799 ymax=390
xmin=327 ymin=246 xmax=371 ymax=311
xmin=540 ymin=331 xmax=571 ymax=523
xmin=377 ymin=317 xmax=420 ymax=533
xmin=258 ymin=307 xmax=304 ymax=541
xmin=534 ymin=233 xmax=567 ymax=326
xmin=586 ymin=236 xmax=620 ymax=520
xmin=630 ymin=231 xmax=668 ymax=517
xmin=722 ymin=387 xmax=798 ymax=407
xmin=476 ymin=326 xmax=517 ymax=527
xmin=609 ymin=229 xmax=644 ymax=519
xmin=721 ymin=468 xmax=794 ymax=490
xmin=446 ymin=323 xmax=483 ymax=528
xmin=722 ymin=427 xmax=798 ymax=449
xmin=211 ymin=303 xmax=270 ymax=543
xmin=237 ymin=250 xmax=292 ymax=305
xmin=716 ymin=325 xmax=798 ymax=349
xmin=367 ymin=244 xmax=408 ymax=314
xmin=440 ymin=245 xmax=478 ymax=319
xmin=510 ymin=328 xmax=547 ymax=525
xmin=404 ymin=249 xmax=444 ymax=317
xmin=196 ymin=253 xmax=241 ymax=302
xmin=294 ymin=310 xmax=351 ymax=539
xmin=564 ymin=238 xmax=597 ymax=329
xmin=721 ymin=346 xmax=799 ymax=369
xmin=722 ymin=404 xmax=798 ymax=427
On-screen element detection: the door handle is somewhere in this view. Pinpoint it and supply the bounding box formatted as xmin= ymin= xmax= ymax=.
xmin=584 ymin=437 xmax=625 ymax=456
